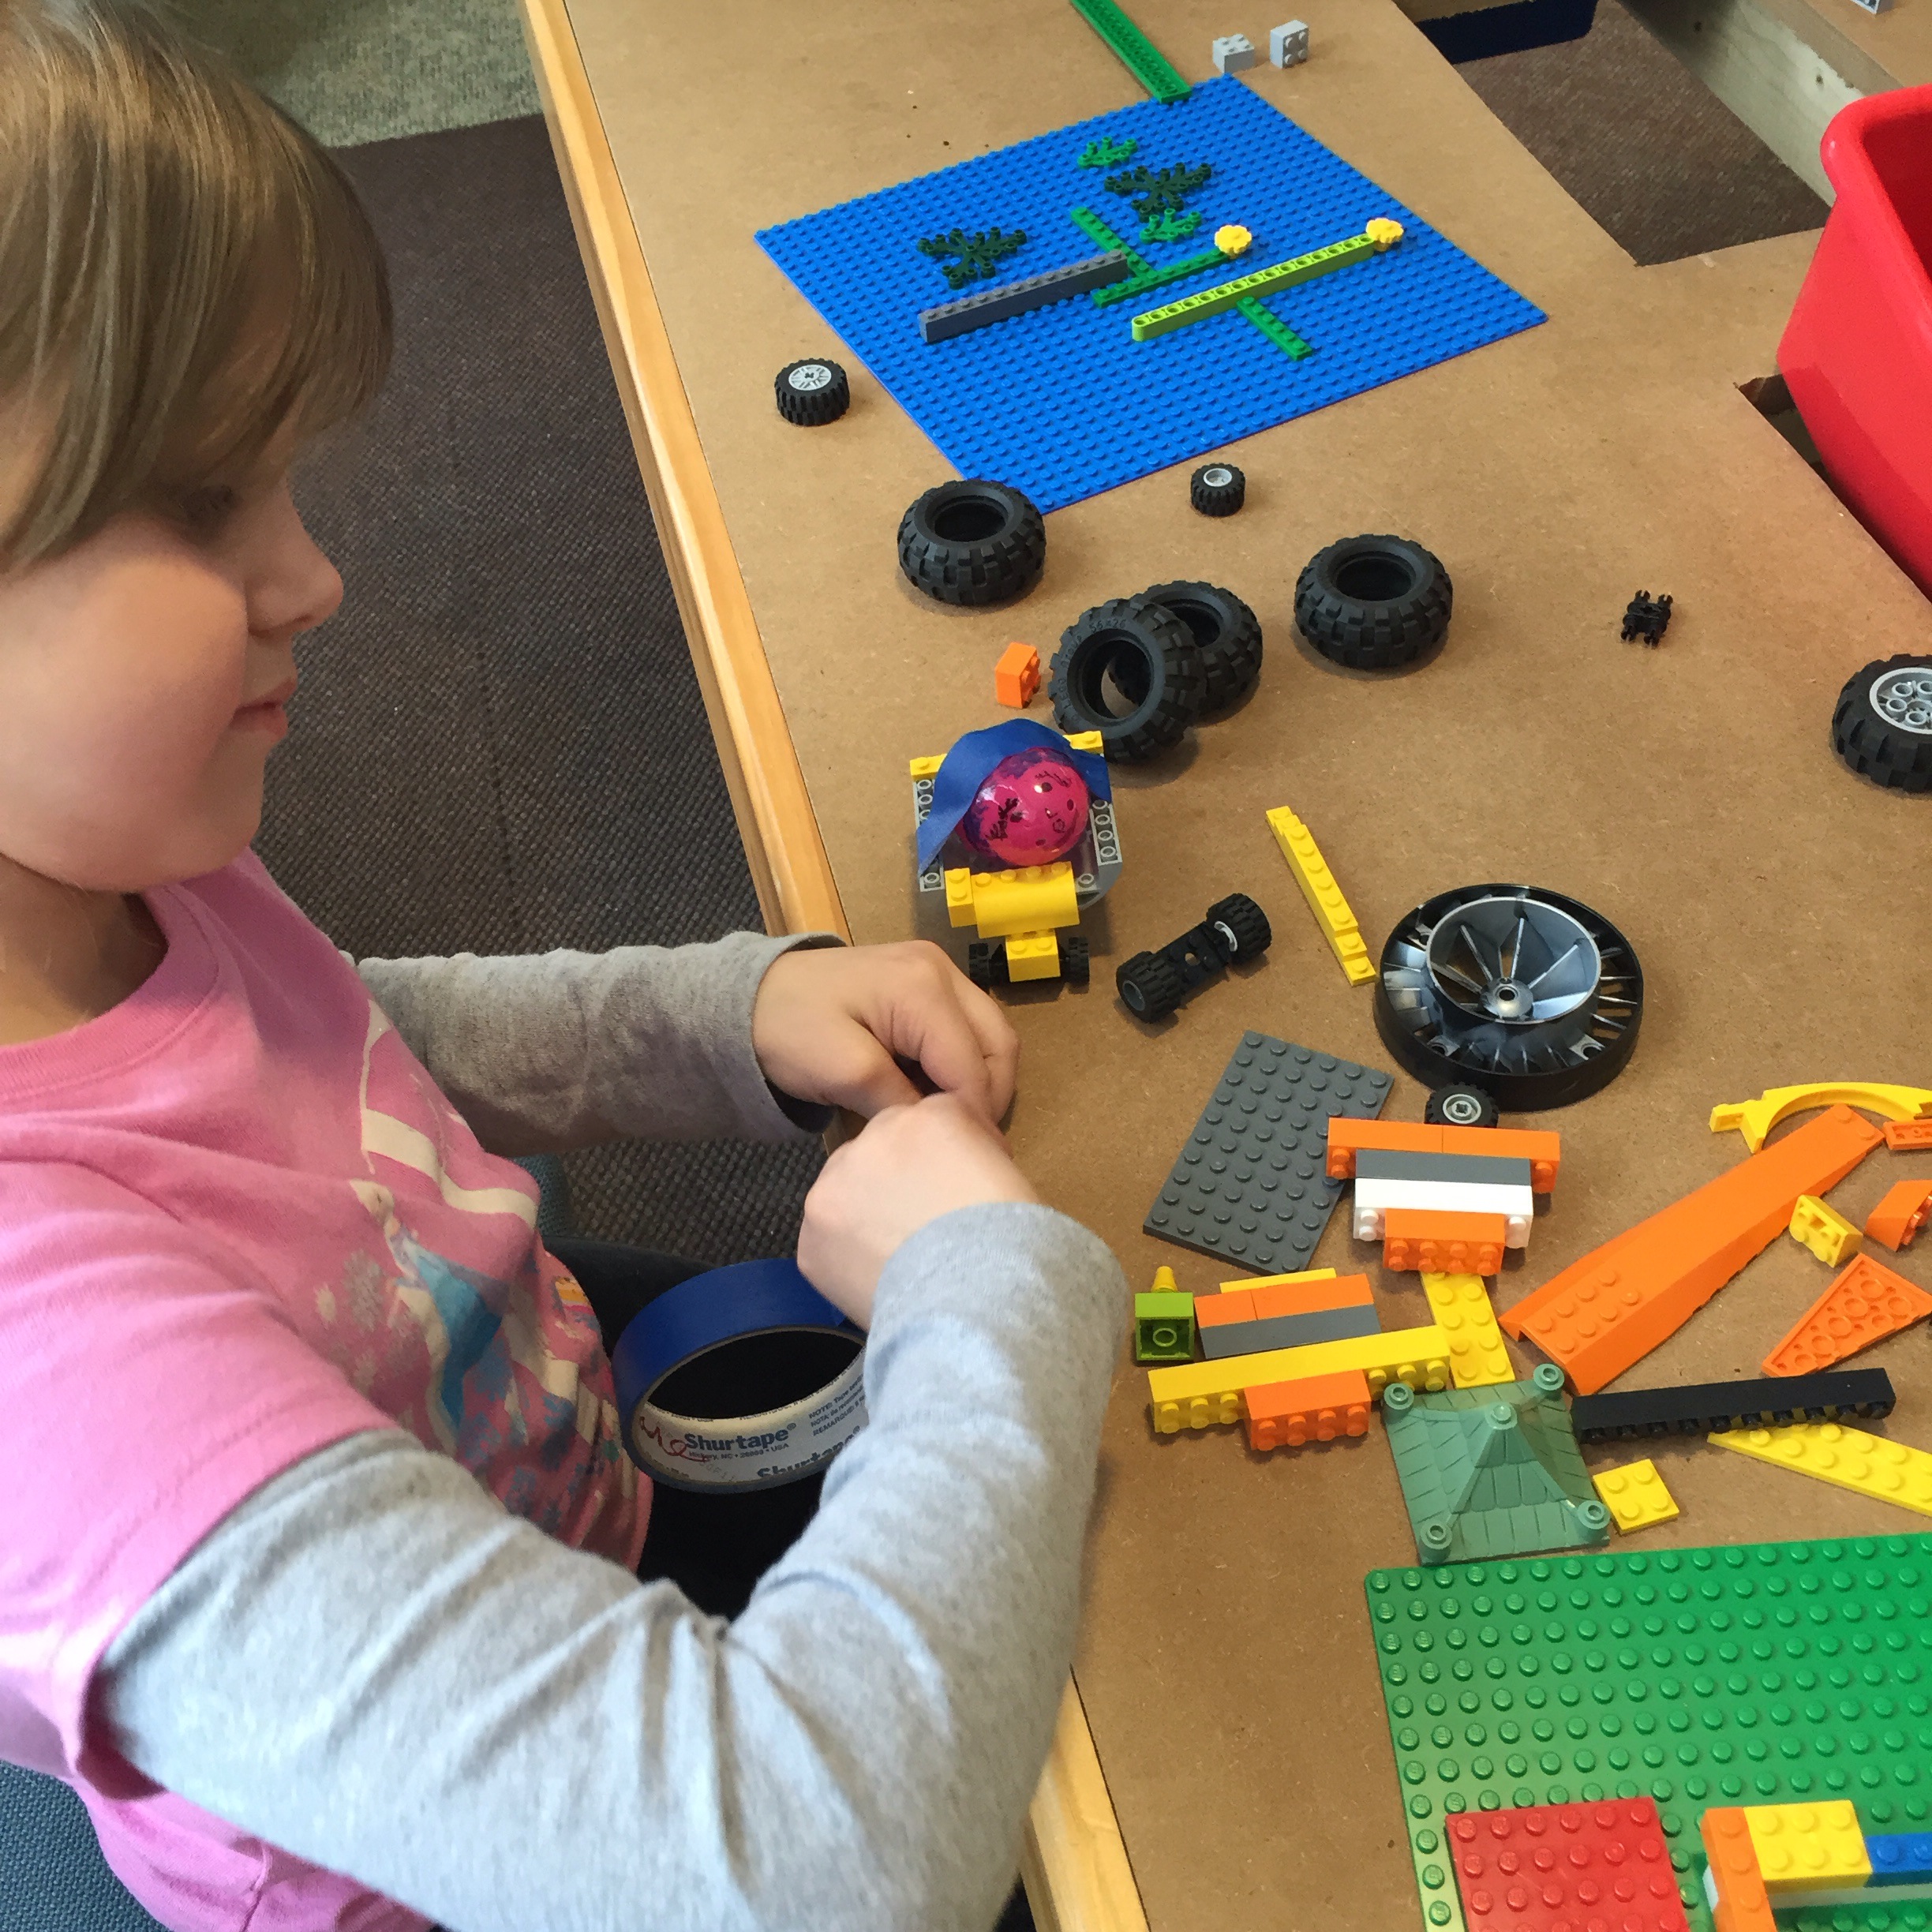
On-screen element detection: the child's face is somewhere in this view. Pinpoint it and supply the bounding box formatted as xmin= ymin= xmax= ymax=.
xmin=0 ymin=460 xmax=342 ymax=893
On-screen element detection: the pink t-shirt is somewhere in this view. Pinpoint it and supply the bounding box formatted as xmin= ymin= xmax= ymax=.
xmin=0 ymin=852 xmax=648 ymax=1930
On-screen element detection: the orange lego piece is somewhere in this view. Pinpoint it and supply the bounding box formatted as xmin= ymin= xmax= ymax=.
xmin=1446 ymin=1125 xmax=1562 ymax=1193
xmin=1241 ymin=1368 xmax=1372 ymax=1451
xmin=1324 ymin=1117 xmax=1561 ymax=1191
xmin=1867 ymin=1178 xmax=1932 ymax=1251
xmin=993 ymin=641 xmax=1039 ymax=708
xmin=1250 ymin=1272 xmax=1374 ymax=1320
xmin=1701 ymin=1807 xmax=1778 ymax=1932
xmin=1196 ymin=1288 xmax=1257 ymax=1331
xmin=1325 ymin=1118 xmax=1441 ymax=1179
xmin=1886 ymin=1121 xmax=1932 ymax=1151
xmin=1500 ymin=1104 xmax=1883 ymax=1395
xmin=1382 ymin=1209 xmax=1507 ymax=1276
xmin=1762 ymin=1252 xmax=1932 ymax=1375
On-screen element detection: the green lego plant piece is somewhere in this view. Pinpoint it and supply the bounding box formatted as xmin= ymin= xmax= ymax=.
xmin=1104 ymin=160 xmax=1214 ymax=222
xmin=1065 ymin=0 xmax=1192 ymax=104
xmin=1132 ymin=230 xmax=1380 ymax=341
xmin=1367 ymin=1533 xmax=1932 ymax=1932
xmin=1235 ymin=295 xmax=1311 ymax=359
xmin=1069 ymin=204 xmax=1151 ymax=275
xmin=915 ymin=227 xmax=1029 ymax=290
xmin=1133 ymin=1290 xmax=1196 ymax=1364
xmin=1076 ymin=136 xmax=1139 ymax=169
xmin=1381 ymin=1363 xmax=1611 ymax=1566
xmin=1140 ymin=209 xmax=1201 ymax=245
xmin=1091 ymin=244 xmax=1233 ymax=307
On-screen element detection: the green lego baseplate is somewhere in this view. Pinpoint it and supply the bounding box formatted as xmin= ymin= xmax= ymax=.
xmin=1366 ymin=1533 xmax=1932 ymax=1932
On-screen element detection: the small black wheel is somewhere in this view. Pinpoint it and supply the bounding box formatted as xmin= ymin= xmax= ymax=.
xmin=1425 ymin=1084 xmax=1500 ymax=1129
xmin=1116 ymin=949 xmax=1188 ymax=1018
xmin=1060 ymin=935 xmax=1090 ymax=987
xmin=1133 ymin=581 xmax=1262 ymax=711
xmin=897 ymin=479 xmax=1045 ymax=607
xmin=966 ymin=941 xmax=1009 ymax=989
xmin=1048 ymin=597 xmax=1203 ymax=763
xmin=1295 ymin=534 xmax=1451 ymax=671
xmin=775 ymin=358 xmax=849 ymax=426
xmin=1204 ymin=892 xmax=1271 ymax=962
xmin=1832 ymin=655 xmax=1932 ymax=794
xmin=1190 ymin=462 xmax=1245 ymax=516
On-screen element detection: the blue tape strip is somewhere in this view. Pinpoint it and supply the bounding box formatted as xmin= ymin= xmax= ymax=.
xmin=915 ymin=719 xmax=1112 ymax=874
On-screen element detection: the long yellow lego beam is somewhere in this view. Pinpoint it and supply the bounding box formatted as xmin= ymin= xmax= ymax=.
xmin=1146 ymin=1322 xmax=1450 ymax=1433
xmin=1266 ymin=806 xmax=1375 ymax=986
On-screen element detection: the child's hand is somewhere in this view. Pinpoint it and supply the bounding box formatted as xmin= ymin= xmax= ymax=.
xmin=754 ymin=942 xmax=1020 ymax=1125
xmin=797 ymin=1094 xmax=1038 ymax=1325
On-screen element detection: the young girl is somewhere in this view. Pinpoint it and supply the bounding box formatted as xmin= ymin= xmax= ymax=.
xmin=0 ymin=6 xmax=1124 ymax=1930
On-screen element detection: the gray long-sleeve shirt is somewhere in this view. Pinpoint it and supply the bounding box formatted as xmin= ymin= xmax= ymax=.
xmin=95 ymin=941 xmax=1125 ymax=1932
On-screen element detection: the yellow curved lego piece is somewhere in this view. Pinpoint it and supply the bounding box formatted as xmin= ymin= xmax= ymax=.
xmin=1709 ymin=1083 xmax=1932 ymax=1152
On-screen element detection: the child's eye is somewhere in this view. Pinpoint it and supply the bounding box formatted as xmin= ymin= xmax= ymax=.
xmin=175 ymin=484 xmax=241 ymax=534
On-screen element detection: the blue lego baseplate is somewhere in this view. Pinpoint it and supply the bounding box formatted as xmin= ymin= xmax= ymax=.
xmin=755 ymin=77 xmax=1544 ymax=512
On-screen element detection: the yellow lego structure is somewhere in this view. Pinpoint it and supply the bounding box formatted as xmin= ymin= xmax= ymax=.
xmin=1264 ymin=805 xmax=1374 ymax=985
xmin=1742 ymin=1802 xmax=1871 ymax=1893
xmin=1146 ymin=1323 xmax=1450 ymax=1433
xmin=1709 ymin=1421 xmax=1932 ymax=1517
xmin=1710 ymin=1082 xmax=1932 ymax=1152
xmin=1788 ymin=1193 xmax=1863 ymax=1266
xmin=1215 ymin=1267 xmax=1337 ymax=1294
xmin=1418 ymin=1271 xmax=1515 ymax=1387
xmin=1591 ymin=1457 xmax=1680 ymax=1532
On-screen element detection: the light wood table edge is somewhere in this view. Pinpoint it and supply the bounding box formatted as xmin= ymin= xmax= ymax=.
xmin=518 ymin=4 xmax=1147 ymax=1929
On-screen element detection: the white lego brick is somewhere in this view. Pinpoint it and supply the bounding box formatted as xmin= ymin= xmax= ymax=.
xmin=1270 ymin=19 xmax=1309 ymax=65
xmin=1211 ymin=32 xmax=1257 ymax=73
xmin=1351 ymin=1176 xmax=1536 ymax=1247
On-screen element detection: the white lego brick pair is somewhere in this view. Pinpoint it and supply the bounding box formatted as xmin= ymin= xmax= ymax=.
xmin=1351 ymin=1177 xmax=1536 ymax=1248
xmin=1213 ymin=22 xmax=1308 ymax=73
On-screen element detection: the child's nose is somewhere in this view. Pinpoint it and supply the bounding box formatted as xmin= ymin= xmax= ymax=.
xmin=253 ymin=488 xmax=344 ymax=639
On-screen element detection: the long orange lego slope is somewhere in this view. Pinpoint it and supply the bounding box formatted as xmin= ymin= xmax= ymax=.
xmin=1500 ymin=1104 xmax=1884 ymax=1394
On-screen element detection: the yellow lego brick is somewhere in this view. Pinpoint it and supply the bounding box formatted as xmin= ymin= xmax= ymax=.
xmin=1709 ymin=1421 xmax=1932 ymax=1518
xmin=1418 ymin=1271 xmax=1515 ymax=1387
xmin=1146 ymin=1323 xmax=1450 ymax=1433
xmin=1788 ymin=1193 xmax=1863 ymax=1266
xmin=1064 ymin=730 xmax=1103 ymax=754
xmin=1710 ymin=1082 xmax=1932 ymax=1152
xmin=1215 ymin=1267 xmax=1337 ymax=1294
xmin=1264 ymin=806 xmax=1375 ymax=986
xmin=1003 ymin=931 xmax=1061 ymax=982
xmin=1590 ymin=1457 xmax=1680 ymax=1533
xmin=1743 ymin=1802 xmax=1871 ymax=1893
xmin=909 ymin=754 xmax=944 ymax=778
xmin=965 ymin=863 xmax=1079 ymax=939
xmin=944 ymin=867 xmax=975 ymax=928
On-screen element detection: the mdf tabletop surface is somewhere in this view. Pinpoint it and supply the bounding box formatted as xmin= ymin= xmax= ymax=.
xmin=521 ymin=2 xmax=1932 ymax=1926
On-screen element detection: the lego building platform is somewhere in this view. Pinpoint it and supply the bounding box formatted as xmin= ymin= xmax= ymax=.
xmin=756 ymin=76 xmax=1542 ymax=512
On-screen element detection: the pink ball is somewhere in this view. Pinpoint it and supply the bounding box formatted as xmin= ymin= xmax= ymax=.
xmin=958 ymin=747 xmax=1091 ymax=867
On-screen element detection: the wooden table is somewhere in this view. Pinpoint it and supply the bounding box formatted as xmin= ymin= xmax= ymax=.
xmin=517 ymin=2 xmax=1932 ymax=1926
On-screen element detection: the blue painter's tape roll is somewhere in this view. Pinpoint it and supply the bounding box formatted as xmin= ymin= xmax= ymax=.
xmin=610 ymin=1258 xmax=867 ymax=1494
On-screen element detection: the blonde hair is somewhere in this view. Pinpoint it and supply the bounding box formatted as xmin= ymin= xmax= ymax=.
xmin=0 ymin=0 xmax=391 ymax=567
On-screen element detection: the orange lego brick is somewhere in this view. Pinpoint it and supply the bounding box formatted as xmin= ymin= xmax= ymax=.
xmin=1241 ymin=1368 xmax=1372 ymax=1451
xmin=993 ymin=641 xmax=1039 ymax=708
xmin=1500 ymin=1105 xmax=1884 ymax=1395
xmin=1382 ymin=1208 xmax=1507 ymax=1276
xmin=1867 ymin=1178 xmax=1932 ymax=1252
xmin=1762 ymin=1252 xmax=1932 ymax=1375
xmin=1887 ymin=1121 xmax=1932 ymax=1151
xmin=1443 ymin=1125 xmax=1562 ymax=1193
xmin=1326 ymin=1118 xmax=1442 ymax=1180
xmin=1249 ymin=1272 xmax=1375 ymax=1320
xmin=1701 ymin=1807 xmax=1777 ymax=1932
xmin=1195 ymin=1290 xmax=1258 ymax=1331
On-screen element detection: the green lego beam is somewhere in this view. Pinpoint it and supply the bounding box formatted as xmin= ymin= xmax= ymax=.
xmin=1235 ymin=295 xmax=1310 ymax=358
xmin=1130 ymin=227 xmax=1397 ymax=341
xmin=1092 ymin=243 xmax=1234 ymax=307
xmin=1065 ymin=0 xmax=1191 ymax=106
xmin=1068 ymin=204 xmax=1149 ymax=274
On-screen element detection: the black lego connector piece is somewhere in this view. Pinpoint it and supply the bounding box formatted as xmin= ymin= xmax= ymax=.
xmin=1620 ymin=590 xmax=1673 ymax=645
xmin=1116 ymin=893 xmax=1270 ymax=1020
xmin=1569 ymin=1367 xmax=1896 ymax=1444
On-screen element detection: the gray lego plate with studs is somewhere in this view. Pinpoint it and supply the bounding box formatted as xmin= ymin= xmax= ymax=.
xmin=1144 ymin=1033 xmax=1392 ymax=1271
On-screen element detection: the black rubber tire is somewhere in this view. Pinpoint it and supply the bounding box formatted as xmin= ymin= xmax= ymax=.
xmin=774 ymin=358 xmax=849 ymax=426
xmin=1425 ymin=1084 xmax=1500 ymax=1129
xmin=967 ymin=941 xmax=1008 ymax=990
xmin=1190 ymin=462 xmax=1245 ymax=516
xmin=1061 ymin=935 xmax=1090 ymax=987
xmin=1116 ymin=949 xmax=1188 ymax=1018
xmin=1048 ymin=597 xmax=1204 ymax=763
xmin=897 ymin=479 xmax=1045 ymax=607
xmin=1832 ymin=655 xmax=1932 ymax=795
xmin=1205 ymin=892 xmax=1271 ymax=961
xmin=1134 ymin=581 xmax=1263 ymax=711
xmin=1295 ymin=534 xmax=1451 ymax=671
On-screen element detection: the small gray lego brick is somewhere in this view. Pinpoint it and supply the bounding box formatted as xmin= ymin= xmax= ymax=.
xmin=1354 ymin=1150 xmax=1534 ymax=1189
xmin=1199 ymin=1299 xmax=1381 ymax=1360
xmin=918 ymin=252 xmax=1132 ymax=343
xmin=1269 ymin=19 xmax=1309 ymax=65
xmin=1144 ymin=1034 xmax=1394 ymax=1274
xmin=1211 ymin=32 xmax=1257 ymax=73
xmin=1850 ymin=0 xmax=1893 ymax=14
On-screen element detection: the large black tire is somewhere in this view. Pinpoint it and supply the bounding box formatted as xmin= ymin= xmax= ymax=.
xmin=967 ymin=941 xmax=1008 ymax=990
xmin=898 ymin=479 xmax=1045 ymax=607
xmin=1425 ymin=1084 xmax=1500 ymax=1129
xmin=1295 ymin=534 xmax=1451 ymax=671
xmin=1048 ymin=597 xmax=1204 ymax=762
xmin=1061 ymin=935 xmax=1090 ymax=987
xmin=1134 ymin=581 xmax=1263 ymax=710
xmin=1116 ymin=949 xmax=1188 ymax=1018
xmin=774 ymin=358 xmax=849 ymax=426
xmin=1205 ymin=892 xmax=1271 ymax=961
xmin=1832 ymin=655 xmax=1932 ymax=794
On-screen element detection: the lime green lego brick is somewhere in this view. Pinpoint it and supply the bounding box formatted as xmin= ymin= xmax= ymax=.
xmin=1065 ymin=0 xmax=1192 ymax=104
xmin=1133 ymin=1290 xmax=1196 ymax=1364
xmin=1091 ymin=244 xmax=1234 ymax=307
xmin=1068 ymin=204 xmax=1150 ymax=275
xmin=1234 ymin=294 xmax=1311 ymax=358
xmin=1366 ymin=1532 xmax=1932 ymax=1932
xmin=1130 ymin=233 xmax=1377 ymax=340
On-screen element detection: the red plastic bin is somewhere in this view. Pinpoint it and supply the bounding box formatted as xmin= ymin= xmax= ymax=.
xmin=1780 ymin=85 xmax=1932 ymax=597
